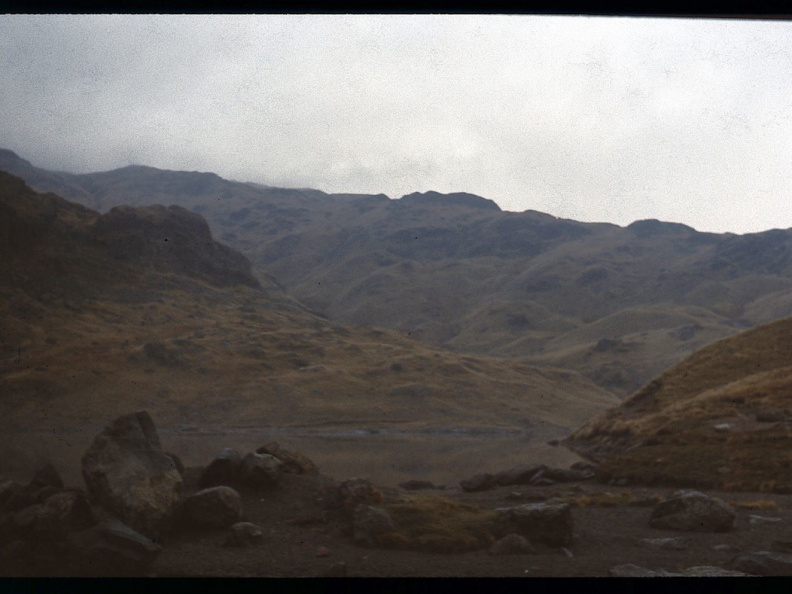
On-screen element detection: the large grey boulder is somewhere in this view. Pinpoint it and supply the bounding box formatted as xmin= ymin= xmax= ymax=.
xmin=81 ymin=411 xmax=182 ymax=539
xmin=729 ymin=551 xmax=792 ymax=576
xmin=240 ymin=453 xmax=284 ymax=488
xmin=352 ymin=504 xmax=396 ymax=547
xmin=180 ymin=486 xmax=243 ymax=529
xmin=649 ymin=490 xmax=736 ymax=532
xmin=68 ymin=517 xmax=162 ymax=576
xmin=495 ymin=502 xmax=574 ymax=547
xmin=201 ymin=448 xmax=242 ymax=487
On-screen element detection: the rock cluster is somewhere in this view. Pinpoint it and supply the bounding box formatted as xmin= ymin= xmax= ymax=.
xmin=0 ymin=411 xmax=318 ymax=576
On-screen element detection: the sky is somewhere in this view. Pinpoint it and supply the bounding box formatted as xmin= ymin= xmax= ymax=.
xmin=1 ymin=14 xmax=791 ymax=234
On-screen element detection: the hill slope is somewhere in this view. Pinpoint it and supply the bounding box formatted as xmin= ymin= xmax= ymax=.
xmin=0 ymin=172 xmax=618 ymax=479
xmin=6 ymin=149 xmax=792 ymax=396
xmin=564 ymin=315 xmax=792 ymax=491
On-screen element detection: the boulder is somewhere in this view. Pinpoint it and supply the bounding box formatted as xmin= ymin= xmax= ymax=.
xmin=201 ymin=448 xmax=242 ymax=487
xmin=256 ymin=442 xmax=318 ymax=474
xmin=649 ymin=490 xmax=736 ymax=532
xmin=240 ymin=453 xmax=284 ymax=488
xmin=223 ymin=521 xmax=264 ymax=547
xmin=33 ymin=491 xmax=94 ymax=538
xmin=460 ymin=473 xmax=496 ymax=492
xmin=324 ymin=478 xmax=385 ymax=526
xmin=352 ymin=504 xmax=396 ymax=547
xmin=68 ymin=517 xmax=162 ymax=576
xmin=495 ymin=502 xmax=573 ymax=547
xmin=730 ymin=551 xmax=792 ymax=576
xmin=81 ymin=411 xmax=183 ymax=538
xmin=489 ymin=533 xmax=534 ymax=555
xmin=494 ymin=464 xmax=547 ymax=486
xmin=181 ymin=486 xmax=243 ymax=530
xmin=398 ymin=480 xmax=436 ymax=491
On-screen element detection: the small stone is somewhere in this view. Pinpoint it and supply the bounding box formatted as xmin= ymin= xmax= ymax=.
xmin=223 ymin=522 xmax=264 ymax=547
xmin=489 ymin=533 xmax=534 ymax=555
xmin=749 ymin=515 xmax=782 ymax=525
xmin=713 ymin=423 xmax=731 ymax=432
xmin=640 ymin=537 xmax=690 ymax=551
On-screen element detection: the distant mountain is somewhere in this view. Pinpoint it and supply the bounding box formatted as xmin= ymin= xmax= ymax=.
xmin=0 ymin=172 xmax=617 ymax=478
xmin=564 ymin=315 xmax=792 ymax=491
xmin=6 ymin=149 xmax=792 ymax=396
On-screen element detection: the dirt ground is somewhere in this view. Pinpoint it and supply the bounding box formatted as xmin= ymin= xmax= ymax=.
xmin=144 ymin=469 xmax=792 ymax=578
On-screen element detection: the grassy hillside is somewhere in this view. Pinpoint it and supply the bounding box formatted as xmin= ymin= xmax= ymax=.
xmin=0 ymin=172 xmax=618 ymax=479
xmin=565 ymin=316 xmax=792 ymax=491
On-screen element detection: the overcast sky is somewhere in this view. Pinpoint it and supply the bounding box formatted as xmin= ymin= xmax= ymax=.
xmin=1 ymin=15 xmax=791 ymax=234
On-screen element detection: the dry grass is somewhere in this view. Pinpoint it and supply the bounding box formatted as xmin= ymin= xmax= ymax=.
xmin=376 ymin=494 xmax=499 ymax=553
xmin=551 ymin=491 xmax=661 ymax=508
xmin=729 ymin=500 xmax=779 ymax=510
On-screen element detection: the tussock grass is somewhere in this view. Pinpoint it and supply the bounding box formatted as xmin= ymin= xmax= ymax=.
xmin=730 ymin=500 xmax=778 ymax=510
xmin=551 ymin=492 xmax=660 ymax=508
xmin=376 ymin=494 xmax=499 ymax=553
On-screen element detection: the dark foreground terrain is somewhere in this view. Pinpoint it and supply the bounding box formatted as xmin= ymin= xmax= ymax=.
xmin=4 ymin=449 xmax=792 ymax=578
xmin=149 ymin=478 xmax=792 ymax=578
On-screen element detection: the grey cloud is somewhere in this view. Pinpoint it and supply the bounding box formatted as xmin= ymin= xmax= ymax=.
xmin=1 ymin=15 xmax=791 ymax=233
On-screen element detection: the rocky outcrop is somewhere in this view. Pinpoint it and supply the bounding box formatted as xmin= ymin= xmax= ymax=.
xmin=494 ymin=502 xmax=574 ymax=547
xmin=81 ymin=411 xmax=183 ymax=538
xmin=91 ymin=204 xmax=260 ymax=288
xmin=649 ymin=490 xmax=735 ymax=532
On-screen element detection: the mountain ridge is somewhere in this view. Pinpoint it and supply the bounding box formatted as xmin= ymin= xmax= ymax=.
xmin=5 ymin=148 xmax=792 ymax=396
